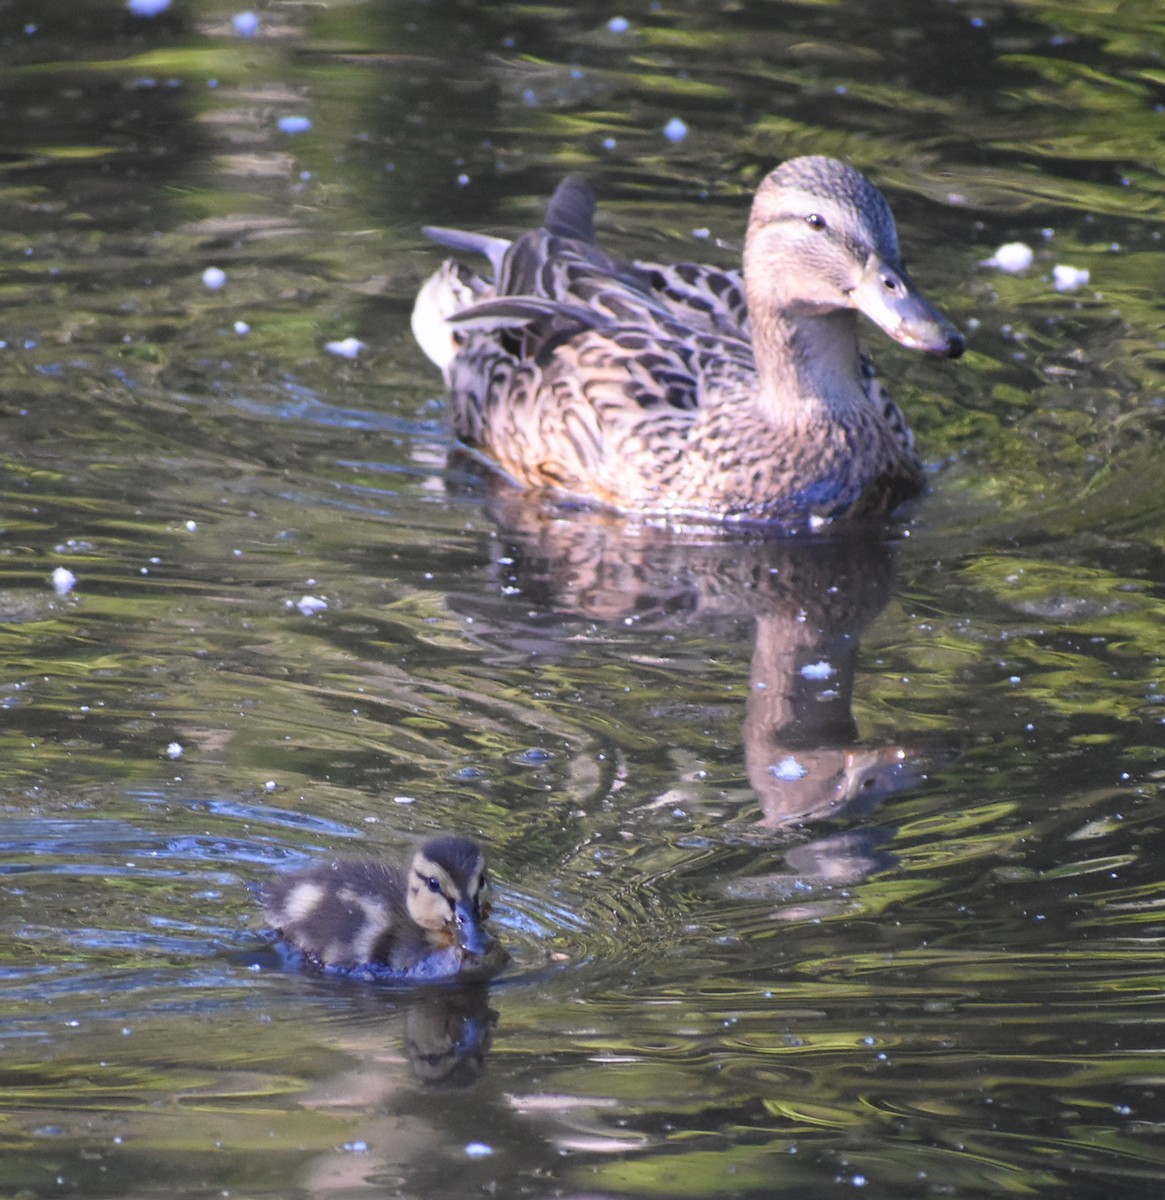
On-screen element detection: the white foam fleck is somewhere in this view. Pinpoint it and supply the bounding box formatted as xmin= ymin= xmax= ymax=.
xmin=1052 ymin=264 xmax=1090 ymax=291
xmin=51 ymin=567 xmax=76 ymax=596
xmin=800 ymin=661 xmax=835 ymax=680
xmin=982 ymin=242 xmax=1033 ymax=272
xmin=325 ymin=336 xmax=364 ymax=359
xmin=771 ymin=756 xmax=808 ymax=781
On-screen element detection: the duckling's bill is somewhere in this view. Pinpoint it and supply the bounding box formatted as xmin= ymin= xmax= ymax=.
xmin=453 ymin=897 xmax=492 ymax=955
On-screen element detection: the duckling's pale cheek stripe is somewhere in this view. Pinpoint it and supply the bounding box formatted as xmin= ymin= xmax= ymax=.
xmin=336 ymin=887 xmax=391 ymax=963
xmin=414 ymin=890 xmax=457 ymax=933
xmin=278 ymin=881 xmax=326 ymax=924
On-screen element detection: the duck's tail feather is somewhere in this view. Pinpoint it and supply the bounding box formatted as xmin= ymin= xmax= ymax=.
xmin=422 ymin=226 xmax=512 ymax=281
xmin=411 ymin=261 xmax=490 ymax=375
xmin=543 ymin=176 xmax=596 ymax=242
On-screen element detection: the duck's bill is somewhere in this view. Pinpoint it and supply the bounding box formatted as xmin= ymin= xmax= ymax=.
xmin=850 ymin=255 xmax=965 ymax=358
xmin=454 ymin=902 xmax=493 ymax=956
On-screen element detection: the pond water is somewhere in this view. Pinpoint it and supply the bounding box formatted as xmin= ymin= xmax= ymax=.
xmin=2 ymin=0 xmax=1165 ymax=1197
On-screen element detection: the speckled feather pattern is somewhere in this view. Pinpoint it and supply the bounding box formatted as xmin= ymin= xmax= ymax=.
xmin=414 ymin=157 xmax=963 ymax=525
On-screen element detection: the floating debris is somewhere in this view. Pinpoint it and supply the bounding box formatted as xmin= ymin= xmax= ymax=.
xmin=51 ymin=567 xmax=76 ymax=596
xmin=982 ymin=242 xmax=1033 ymax=273
xmin=325 ymin=336 xmax=364 ymax=359
xmin=202 ymin=266 xmax=226 ymax=290
xmin=294 ymin=594 xmax=328 ymax=616
xmin=277 ymin=115 xmax=312 ymax=134
xmin=1052 ymin=264 xmax=1090 ymax=292
xmin=771 ymin=755 xmax=808 ymax=781
xmin=662 ymin=116 xmax=689 ymax=143
xmin=800 ymin=660 xmax=835 ymax=680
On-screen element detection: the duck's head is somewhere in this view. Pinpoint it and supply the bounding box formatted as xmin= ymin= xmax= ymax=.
xmin=407 ymin=836 xmax=495 ymax=956
xmin=744 ymin=156 xmax=965 ymax=359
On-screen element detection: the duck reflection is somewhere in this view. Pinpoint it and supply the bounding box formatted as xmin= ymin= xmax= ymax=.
xmin=454 ymin=487 xmax=931 ymax=885
xmin=288 ymin=985 xmax=503 ymax=1196
xmin=245 ymin=936 xmax=500 ymax=1087
xmin=404 ymin=984 xmax=497 ymax=1088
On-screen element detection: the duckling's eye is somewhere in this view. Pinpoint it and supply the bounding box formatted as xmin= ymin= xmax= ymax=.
xmin=426 ymin=876 xmax=443 ymax=894
xmin=805 ymin=213 xmax=827 ymax=231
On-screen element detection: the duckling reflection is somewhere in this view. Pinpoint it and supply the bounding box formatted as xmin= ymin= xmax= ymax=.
xmin=278 ymin=987 xmax=505 ymax=1195
xmin=260 ymin=836 xmax=507 ymax=982
xmin=405 ymin=985 xmax=497 ymax=1088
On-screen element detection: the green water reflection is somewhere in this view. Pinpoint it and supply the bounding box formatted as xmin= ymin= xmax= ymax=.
xmin=1 ymin=0 xmax=1165 ymax=1198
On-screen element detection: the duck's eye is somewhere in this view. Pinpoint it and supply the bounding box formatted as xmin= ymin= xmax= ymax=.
xmin=426 ymin=876 xmax=443 ymax=894
xmin=805 ymin=213 xmax=827 ymax=231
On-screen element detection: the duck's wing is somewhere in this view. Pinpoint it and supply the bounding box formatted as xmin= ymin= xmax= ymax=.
xmin=419 ymin=174 xmax=758 ymax=506
xmin=446 ymin=259 xmax=755 ymax=424
xmin=417 ymin=177 xmax=713 ymax=344
xmin=634 ymin=260 xmax=749 ymax=339
xmin=449 ymin=295 xmax=605 ymax=334
xmin=421 ymin=177 xmax=599 ymax=290
xmin=539 ymin=181 xmax=751 ymax=336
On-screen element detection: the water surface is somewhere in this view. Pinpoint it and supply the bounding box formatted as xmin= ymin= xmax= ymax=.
xmin=1 ymin=1 xmax=1165 ymax=1197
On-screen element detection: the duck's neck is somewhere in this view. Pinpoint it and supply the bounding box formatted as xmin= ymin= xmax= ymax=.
xmin=750 ymin=305 xmax=868 ymax=427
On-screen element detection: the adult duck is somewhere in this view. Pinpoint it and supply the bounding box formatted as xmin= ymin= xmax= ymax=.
xmin=412 ymin=156 xmax=964 ymax=526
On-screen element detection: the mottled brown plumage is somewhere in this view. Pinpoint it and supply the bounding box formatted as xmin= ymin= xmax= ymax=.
xmin=412 ymin=156 xmax=964 ymax=527
xmin=260 ymin=835 xmax=505 ymax=980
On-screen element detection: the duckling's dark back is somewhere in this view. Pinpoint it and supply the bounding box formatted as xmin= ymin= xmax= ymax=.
xmin=261 ymin=858 xmax=407 ymax=969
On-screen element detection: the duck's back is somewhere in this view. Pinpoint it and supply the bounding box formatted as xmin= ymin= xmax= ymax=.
xmin=428 ymin=182 xmax=769 ymax=510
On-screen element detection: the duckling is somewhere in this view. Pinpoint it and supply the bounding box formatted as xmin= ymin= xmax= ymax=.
xmin=412 ymin=156 xmax=965 ymax=526
xmin=260 ymin=835 xmax=505 ymax=981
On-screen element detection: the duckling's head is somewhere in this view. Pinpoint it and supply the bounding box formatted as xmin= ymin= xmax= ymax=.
xmin=744 ymin=155 xmax=964 ymax=359
xmin=407 ymin=836 xmax=494 ymax=956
